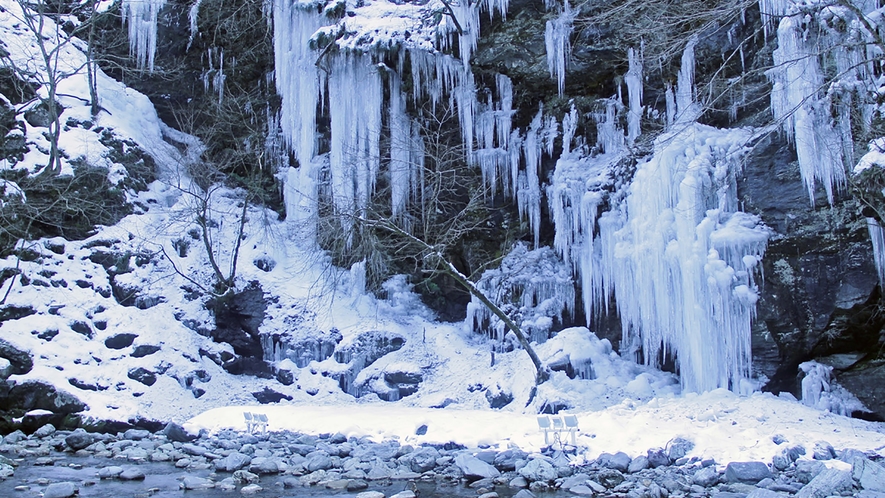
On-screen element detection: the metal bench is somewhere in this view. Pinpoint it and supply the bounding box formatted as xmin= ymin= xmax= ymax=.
xmin=243 ymin=412 xmax=269 ymax=434
xmin=537 ymin=414 xmax=579 ymax=447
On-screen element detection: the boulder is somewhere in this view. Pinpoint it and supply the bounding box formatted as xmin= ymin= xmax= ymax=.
xmin=495 ymin=449 xmax=527 ymax=471
xmin=127 ymin=367 xmax=157 ymax=386
xmin=0 ymin=338 xmax=32 ymax=374
xmin=123 ymin=428 xmax=150 ymax=440
xmin=647 ymin=448 xmax=669 ymax=468
xmin=725 ymin=461 xmax=772 ymax=484
xmin=795 ymin=468 xmax=853 ymax=498
xmin=105 ymin=333 xmax=138 ymax=350
xmin=668 ymin=437 xmax=694 ymax=461
xmin=7 ymin=380 xmax=86 ymax=413
xmin=180 ymin=476 xmax=215 ymax=490
xmin=693 ymin=466 xmax=721 ymax=487
xmin=596 ymin=468 xmax=625 ymax=488
xmin=408 ymin=446 xmax=440 ymax=473
xmin=812 ymin=441 xmax=835 ymax=460
xmin=215 ymin=452 xmax=251 ymax=472
xmin=628 ymin=455 xmax=649 ymax=473
xmin=456 ymin=453 xmax=501 ymax=480
xmin=305 ymin=451 xmax=333 ymax=472
xmin=65 ymin=429 xmax=94 ymax=450
xmin=43 ymin=482 xmax=78 ymax=498
xmin=0 ymin=357 xmax=12 ymax=379
xmin=852 ymin=457 xmax=885 ymax=492
xmin=162 ymin=422 xmax=196 ymax=442
xmin=517 ymin=458 xmax=556 ymax=482
xmin=598 ymin=451 xmax=631 ymax=472
xmin=119 ymin=468 xmax=146 ymax=480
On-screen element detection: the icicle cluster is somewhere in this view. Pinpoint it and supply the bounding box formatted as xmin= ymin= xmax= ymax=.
xmin=468 ymin=244 xmax=575 ymax=344
xmin=868 ymin=218 xmax=885 ymax=285
xmin=122 ymin=0 xmax=166 ymax=72
xmin=625 ymin=47 xmax=643 ymax=144
xmin=545 ymin=1 xmax=574 ymax=96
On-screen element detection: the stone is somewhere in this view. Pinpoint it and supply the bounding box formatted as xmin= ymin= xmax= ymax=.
xmin=795 ymin=459 xmax=826 ymax=484
xmin=98 ymin=466 xmax=124 ymax=479
xmin=127 ymin=367 xmax=157 ymax=386
xmin=628 ymin=455 xmax=649 ymax=473
xmin=596 ymin=468 xmax=625 ymax=488
xmin=647 ymin=448 xmax=669 ymax=468
xmin=598 ymin=451 xmax=632 ymax=472
xmin=812 ymin=441 xmax=835 ymax=460
xmin=43 ymin=482 xmax=78 ymax=498
xmin=241 ymin=484 xmax=262 ymax=494
xmin=347 ymin=479 xmax=369 ymax=490
xmin=408 ymin=446 xmax=440 ymax=473
xmin=668 ymin=437 xmax=694 ymax=462
xmin=305 ymin=451 xmax=333 ymax=472
xmin=455 ymin=453 xmax=500 ymax=479
xmin=65 ymin=429 xmax=93 ymax=450
xmin=509 ymin=476 xmax=529 ymax=488
xmin=181 ymin=443 xmax=206 ymax=456
xmin=355 ymin=492 xmax=385 ymax=498
xmin=517 ymin=458 xmax=557 ymax=482
xmin=747 ymin=489 xmax=787 ymax=498
xmin=0 ymin=338 xmax=34 ymax=374
xmin=215 ymin=451 xmax=251 ymax=472
xmin=233 ymin=470 xmax=259 ymax=484
xmin=725 ymin=461 xmax=772 ymax=484
xmin=569 ymin=485 xmax=595 ymax=495
xmin=0 ymin=357 xmax=11 ymax=379
xmin=123 ymin=428 xmax=150 ymax=440
xmin=795 ymin=468 xmax=853 ymax=498
xmin=8 ymin=380 xmax=86 ymax=413
xmin=693 ymin=466 xmax=721 ymax=487
xmin=512 ymin=489 xmax=537 ymax=498
xmin=163 ymin=422 xmax=196 ymax=442
xmin=250 ymin=457 xmax=282 ymax=474
xmin=104 ymin=333 xmax=138 ymax=349
xmin=119 ymin=468 xmax=146 ymax=480
xmin=494 ymin=449 xmax=527 ymax=471
xmin=33 ymin=423 xmax=56 ymax=438
xmin=390 ymin=492 xmax=417 ymax=498
xmin=131 ymin=345 xmax=161 ymax=357
xmin=853 ymin=456 xmax=885 ymax=492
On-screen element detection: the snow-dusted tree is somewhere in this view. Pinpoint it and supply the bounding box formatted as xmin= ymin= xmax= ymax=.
xmin=1 ymin=0 xmax=95 ymax=175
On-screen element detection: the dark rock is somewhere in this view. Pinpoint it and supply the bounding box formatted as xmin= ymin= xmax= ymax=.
xmin=7 ymin=380 xmax=86 ymax=413
xmin=0 ymin=305 xmax=36 ymax=323
xmin=276 ymin=369 xmax=294 ymax=385
xmin=485 ymin=386 xmax=514 ymax=409
xmin=725 ymin=461 xmax=772 ymax=484
xmin=647 ymin=448 xmax=669 ymax=468
xmin=105 ymin=333 xmax=138 ymax=349
xmin=596 ymin=468 xmax=625 ymax=488
xmin=65 ymin=429 xmax=94 ymax=450
xmin=252 ymin=387 xmax=292 ymax=404
xmin=69 ymin=321 xmax=93 ymax=338
xmin=163 ymin=422 xmax=196 ymax=442
xmin=127 ymin=367 xmax=157 ymax=386
xmin=123 ymin=428 xmax=151 ymax=440
xmin=693 ymin=466 xmax=721 ymax=487
xmin=253 ymin=257 xmax=275 ymax=272
xmin=409 ymin=446 xmax=440 ymax=473
xmin=415 ymin=424 xmax=428 ymax=435
xmin=23 ymin=100 xmax=61 ymax=128
xmin=627 ymin=455 xmax=649 ymax=473
xmin=0 ymin=338 xmax=33 ymax=374
xmin=131 ymin=345 xmax=161 ymax=357
xmin=598 ymin=452 xmax=631 ymax=472
xmin=68 ymin=378 xmax=106 ymax=391
xmin=37 ymin=329 xmax=59 ymax=341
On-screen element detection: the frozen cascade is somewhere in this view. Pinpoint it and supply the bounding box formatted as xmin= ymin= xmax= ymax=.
xmin=468 ymin=244 xmax=575 ymax=344
xmin=868 ymin=218 xmax=885 ymax=284
xmin=122 ymin=0 xmax=166 ymax=72
xmin=545 ymin=1 xmax=573 ymax=96
xmin=328 ymin=53 xmax=383 ymax=241
xmin=767 ymin=4 xmax=846 ymax=205
xmin=625 ymin=47 xmax=643 ymax=144
xmin=273 ymin=1 xmax=326 ymax=171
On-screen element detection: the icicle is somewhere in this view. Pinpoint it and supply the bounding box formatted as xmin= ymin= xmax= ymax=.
xmin=561 ymin=103 xmax=578 ymax=155
xmin=595 ymin=99 xmax=624 ymax=154
xmin=520 ymin=107 xmax=545 ymax=248
xmin=122 ymin=0 xmax=166 ymax=72
xmin=187 ymin=0 xmax=202 ymax=50
xmin=665 ymin=83 xmax=676 ymax=129
xmin=545 ymin=1 xmax=573 ymax=96
xmin=768 ymin=11 xmax=846 ymax=205
xmin=213 ymin=48 xmax=225 ymax=104
xmin=675 ymin=36 xmax=700 ymax=125
xmin=625 ymin=47 xmax=643 ymax=144
xmin=328 ymin=53 xmax=383 ymax=241
xmin=390 ymin=73 xmax=411 ymax=219
xmin=273 ymin=0 xmax=326 ymax=171
xmin=868 ymin=218 xmax=885 ymax=285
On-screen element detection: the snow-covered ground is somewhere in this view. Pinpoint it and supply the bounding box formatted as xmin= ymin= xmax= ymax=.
xmin=1 ymin=0 xmax=883 ymax=475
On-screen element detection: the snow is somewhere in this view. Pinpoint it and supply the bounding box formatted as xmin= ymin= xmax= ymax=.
xmin=2 ymin=0 xmax=884 ymax=476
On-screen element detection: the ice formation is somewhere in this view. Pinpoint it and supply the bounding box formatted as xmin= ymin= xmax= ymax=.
xmin=868 ymin=218 xmax=885 ymax=285
xmin=122 ymin=0 xmax=166 ymax=72
xmin=624 ymin=47 xmax=643 ymax=144
xmin=799 ymin=360 xmax=865 ymax=416
xmin=545 ymin=1 xmax=574 ymax=96
xmin=468 ymin=244 xmax=575 ymax=344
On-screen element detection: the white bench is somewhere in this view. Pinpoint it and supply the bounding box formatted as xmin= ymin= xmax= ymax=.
xmin=537 ymin=414 xmax=579 ymax=447
xmin=243 ymin=412 xmax=269 ymax=434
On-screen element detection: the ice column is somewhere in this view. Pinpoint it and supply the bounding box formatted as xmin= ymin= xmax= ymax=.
xmin=390 ymin=74 xmax=412 ymax=220
xmin=868 ymin=218 xmax=885 ymax=284
xmin=625 ymin=47 xmax=643 ymax=144
xmin=545 ymin=1 xmax=573 ymax=96
xmin=328 ymin=53 xmax=383 ymax=239
xmin=675 ymin=36 xmax=700 ymax=125
xmin=122 ymin=0 xmax=166 ymax=72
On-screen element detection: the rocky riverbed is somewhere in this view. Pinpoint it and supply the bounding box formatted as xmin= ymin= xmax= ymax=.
xmin=1 ymin=422 xmax=884 ymax=497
